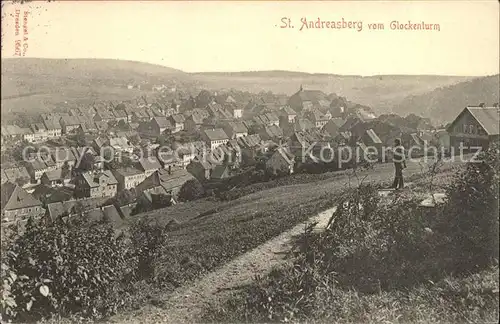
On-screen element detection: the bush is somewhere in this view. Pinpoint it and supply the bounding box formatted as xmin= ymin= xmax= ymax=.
xmin=178 ymin=179 xmax=204 ymax=202
xmin=1 ymin=216 xmax=135 ymax=321
xmin=205 ymin=153 xmax=500 ymax=323
xmin=441 ymin=144 xmax=499 ymax=268
xmin=129 ymin=218 xmax=169 ymax=281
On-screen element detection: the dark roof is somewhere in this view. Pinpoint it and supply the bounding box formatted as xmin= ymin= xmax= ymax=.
xmin=81 ymin=170 xmax=118 ymax=187
xmin=203 ymin=128 xmax=229 ymax=141
xmin=225 ymin=121 xmax=248 ymax=134
xmin=282 ymin=106 xmax=297 ymax=116
xmin=365 ymin=129 xmax=382 ymax=144
xmin=42 ymin=168 xmax=71 ymax=181
xmin=264 ymin=125 xmax=283 ymax=138
xmin=2 ymin=166 xmax=30 ymax=182
xmin=1 ymin=182 xmax=42 ymax=212
xmin=138 ymin=157 xmax=162 ymax=172
xmin=153 ymin=116 xmax=172 ymax=129
xmin=466 ymin=107 xmax=499 ymax=135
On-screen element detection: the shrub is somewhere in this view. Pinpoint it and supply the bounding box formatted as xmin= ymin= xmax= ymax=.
xmin=129 ymin=218 xmax=169 ymax=281
xmin=178 ymin=178 xmax=205 ymax=202
xmin=1 ymin=216 xmax=135 ymax=321
xmin=441 ymin=144 xmax=499 ymax=268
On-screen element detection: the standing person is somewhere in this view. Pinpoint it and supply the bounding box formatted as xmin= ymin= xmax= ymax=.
xmin=391 ymin=138 xmax=406 ymax=189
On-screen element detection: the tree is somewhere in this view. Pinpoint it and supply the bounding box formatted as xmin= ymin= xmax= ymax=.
xmin=75 ymin=129 xmax=87 ymax=146
xmin=113 ymin=189 xmax=136 ymax=207
xmin=117 ymin=119 xmax=131 ymax=131
xmin=178 ymin=179 xmax=205 ymax=202
xmin=76 ymin=152 xmax=95 ymax=172
xmin=151 ymin=193 xmax=172 ymax=209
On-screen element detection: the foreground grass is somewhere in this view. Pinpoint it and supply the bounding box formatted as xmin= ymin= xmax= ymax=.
xmin=118 ymin=161 xmax=461 ymax=310
xmin=199 ymin=155 xmax=498 ymax=324
xmin=204 ymin=265 xmax=499 ymax=324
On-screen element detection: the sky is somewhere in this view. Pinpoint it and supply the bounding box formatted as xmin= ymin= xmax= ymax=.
xmin=1 ymin=0 xmax=499 ymax=76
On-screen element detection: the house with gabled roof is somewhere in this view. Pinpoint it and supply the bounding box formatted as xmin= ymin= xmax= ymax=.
xmin=40 ymin=168 xmax=72 ymax=187
xmin=186 ymin=158 xmax=215 ymax=181
xmin=43 ymin=117 xmax=62 ymax=138
xmin=168 ymin=114 xmax=186 ymax=133
xmin=138 ymin=157 xmax=162 ymax=177
xmin=222 ymin=121 xmax=248 ymax=139
xmin=266 ymin=148 xmax=295 ymax=175
xmin=202 ymin=128 xmax=229 ymax=150
xmin=280 ymin=106 xmax=297 ymax=123
xmin=150 ymin=116 xmax=172 ymax=136
xmin=447 ymin=105 xmax=500 ymax=151
xmin=1 ymin=182 xmax=45 ymax=222
xmin=112 ymin=109 xmax=128 ymax=123
xmin=51 ymin=148 xmax=77 ymax=169
xmin=137 ymin=168 xmax=195 ymax=198
xmin=307 ymin=109 xmax=331 ymax=129
xmin=93 ymin=109 xmax=115 ymax=123
xmin=74 ymin=170 xmax=118 ymax=198
xmin=2 ymin=164 xmax=31 ymax=187
xmin=112 ymin=167 xmax=146 ymax=191
xmin=60 ymin=116 xmax=81 ymax=134
xmin=259 ymin=125 xmax=284 ymax=142
xmin=29 ymin=123 xmax=49 ymax=143
xmin=288 ymin=86 xmax=329 ymax=112
xmin=321 ymin=117 xmax=345 ymax=139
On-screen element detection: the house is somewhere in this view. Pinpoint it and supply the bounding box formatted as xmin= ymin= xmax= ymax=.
xmin=168 ymin=114 xmax=186 ymax=133
xmin=25 ymin=158 xmax=51 ymax=183
xmin=112 ymin=167 xmax=146 ymax=191
xmin=109 ymin=136 xmax=135 ymax=153
xmin=288 ymin=86 xmax=329 ymax=112
xmin=322 ymin=118 xmax=345 ymax=138
xmin=171 ymin=144 xmax=197 ymax=167
xmin=360 ymin=129 xmax=383 ymax=159
xmin=40 ymin=168 xmax=72 ymax=187
xmin=138 ymin=157 xmax=162 ymax=177
xmin=51 ymin=148 xmax=77 ymax=169
xmin=1 ymin=164 xmax=31 ymax=186
xmin=222 ymin=121 xmax=248 ymax=139
xmin=60 ymin=116 xmax=81 ymax=134
xmin=29 ymin=123 xmax=49 ymax=143
xmin=210 ymin=164 xmax=234 ymax=180
xmin=1 ymin=125 xmax=30 ymax=142
xmin=258 ymin=125 xmax=284 ymax=141
xmin=74 ymin=170 xmax=118 ymax=198
xmin=202 ymin=128 xmax=229 ymax=150
xmin=280 ymin=106 xmax=297 ymax=123
xmin=446 ymin=105 xmax=499 ymax=152
xmin=266 ymin=148 xmax=295 ymax=175
xmin=93 ymin=109 xmax=115 ymax=123
xmin=1 ymin=182 xmax=45 ymax=223
xmin=307 ymin=110 xmax=331 ymax=129
xmin=339 ymin=116 xmax=363 ymax=133
xmin=31 ymin=184 xmax=73 ymax=205
xmin=151 ymin=116 xmax=173 ymax=135
xmin=264 ymin=112 xmax=280 ymax=127
xmin=112 ymin=109 xmax=128 ymax=123
xmin=137 ymin=168 xmax=195 ymax=198
xmin=43 ymin=118 xmax=62 ymax=138
xmin=186 ymin=158 xmax=214 ymax=181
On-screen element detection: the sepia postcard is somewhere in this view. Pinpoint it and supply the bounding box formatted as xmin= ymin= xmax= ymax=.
xmin=1 ymin=1 xmax=499 ymax=323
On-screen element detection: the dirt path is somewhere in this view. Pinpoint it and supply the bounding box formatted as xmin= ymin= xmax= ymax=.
xmin=107 ymin=159 xmax=458 ymax=324
xmin=108 ymin=206 xmax=337 ymax=324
